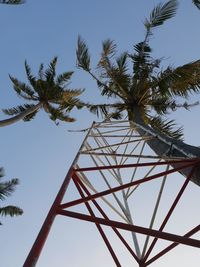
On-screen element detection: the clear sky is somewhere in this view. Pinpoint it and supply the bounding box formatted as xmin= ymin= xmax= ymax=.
xmin=1 ymin=1 xmax=200 ymax=267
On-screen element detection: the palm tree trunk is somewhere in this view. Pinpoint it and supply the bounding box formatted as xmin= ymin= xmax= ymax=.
xmin=128 ymin=108 xmax=200 ymax=187
xmin=0 ymin=102 xmax=42 ymax=127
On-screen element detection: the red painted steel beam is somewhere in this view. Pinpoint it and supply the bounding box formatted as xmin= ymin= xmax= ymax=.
xmin=145 ymin=225 xmax=200 ymax=266
xmin=57 ymin=209 xmax=200 ymax=248
xmin=73 ymin=178 xmax=122 ymax=267
xmin=74 ymin=176 xmax=139 ymax=263
xmin=23 ymin=168 xmax=74 ymax=267
xmin=75 ymin=159 xmax=198 ymax=172
xmin=23 ymin=122 xmax=95 ymax=267
xmin=60 ymin=161 xmax=198 ymax=209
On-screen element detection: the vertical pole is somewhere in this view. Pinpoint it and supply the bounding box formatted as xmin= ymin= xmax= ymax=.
xmin=23 ymin=122 xmax=95 ymax=267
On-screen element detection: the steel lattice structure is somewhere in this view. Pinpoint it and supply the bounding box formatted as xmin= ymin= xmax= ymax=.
xmin=23 ymin=120 xmax=200 ymax=267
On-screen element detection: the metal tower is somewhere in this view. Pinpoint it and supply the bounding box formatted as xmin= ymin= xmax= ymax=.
xmin=23 ymin=120 xmax=200 ymax=267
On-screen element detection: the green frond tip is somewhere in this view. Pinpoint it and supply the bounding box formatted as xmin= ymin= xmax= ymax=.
xmin=47 ymin=104 xmax=75 ymax=123
xmin=76 ymin=36 xmax=91 ymax=71
xmin=157 ymin=60 xmax=200 ymax=97
xmin=193 ymin=0 xmax=200 ymax=10
xmin=150 ymin=116 xmax=184 ymax=140
xmin=0 ymin=178 xmax=19 ymax=200
xmin=0 ymin=169 xmax=22 ymax=225
xmin=0 ymin=206 xmax=23 ymax=217
xmin=144 ymin=0 xmax=178 ymax=29
xmin=0 ymin=0 xmax=25 ymax=4
xmin=9 ymin=75 xmax=35 ymax=99
xmin=44 ymin=57 xmax=58 ymax=82
xmin=101 ymin=39 xmax=117 ymax=58
xmin=89 ymin=104 xmax=110 ymax=118
xmin=116 ymin=52 xmax=128 ymax=72
xmin=56 ymin=71 xmax=74 ymax=86
xmin=2 ymin=104 xmax=37 ymax=121
xmin=24 ymin=60 xmax=36 ymax=88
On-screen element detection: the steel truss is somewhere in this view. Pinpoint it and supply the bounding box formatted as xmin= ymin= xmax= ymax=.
xmin=23 ymin=120 xmax=200 ymax=267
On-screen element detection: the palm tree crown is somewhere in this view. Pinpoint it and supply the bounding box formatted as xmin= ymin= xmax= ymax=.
xmin=77 ymin=0 xmax=200 ymax=140
xmin=76 ymin=0 xmax=200 ymax=187
xmin=1 ymin=57 xmax=84 ymax=126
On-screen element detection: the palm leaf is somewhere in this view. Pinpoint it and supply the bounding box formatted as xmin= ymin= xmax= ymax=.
xmin=24 ymin=61 xmax=37 ymax=88
xmin=88 ymin=102 xmax=125 ymax=119
xmin=101 ymin=39 xmax=117 ymax=59
xmin=46 ymin=103 xmax=75 ymax=123
xmin=98 ymin=39 xmax=117 ymax=73
xmin=150 ymin=116 xmax=184 ymax=140
xmin=44 ymin=57 xmax=57 ymax=83
xmin=9 ymin=75 xmax=36 ymax=99
xmin=89 ymin=104 xmax=110 ymax=118
xmin=150 ymin=96 xmax=174 ymax=115
xmin=144 ymin=0 xmax=178 ymax=29
xmin=38 ymin=63 xmax=44 ymax=80
xmin=2 ymin=103 xmax=36 ymax=116
xmin=0 ymin=178 xmax=19 ymax=200
xmin=156 ymin=61 xmax=200 ymax=97
xmin=56 ymin=71 xmax=74 ymax=86
xmin=130 ymin=42 xmax=153 ymax=83
xmin=116 ymin=52 xmax=128 ymax=72
xmin=76 ymin=36 xmax=91 ymax=71
xmin=23 ymin=109 xmax=38 ymax=121
xmin=0 ymin=206 xmax=23 ymax=217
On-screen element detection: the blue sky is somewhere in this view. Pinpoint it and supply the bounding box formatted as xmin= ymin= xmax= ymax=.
xmin=1 ymin=1 xmax=200 ymax=267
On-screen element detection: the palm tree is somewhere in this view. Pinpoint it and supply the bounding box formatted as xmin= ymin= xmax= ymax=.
xmin=76 ymin=0 xmax=200 ymax=187
xmin=1 ymin=57 xmax=84 ymax=127
xmin=0 ymin=167 xmax=23 ymax=225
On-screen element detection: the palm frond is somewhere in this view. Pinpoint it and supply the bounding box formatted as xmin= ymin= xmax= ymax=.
xmin=0 ymin=0 xmax=25 ymax=4
xmin=63 ymin=99 xmax=85 ymax=111
xmin=24 ymin=61 xmax=37 ymax=88
xmin=23 ymin=109 xmax=38 ymax=121
xmin=44 ymin=57 xmax=57 ymax=82
xmin=63 ymin=88 xmax=84 ymax=99
xmin=144 ymin=0 xmax=178 ymax=29
xmin=0 ymin=169 xmax=22 ymax=224
xmin=56 ymin=71 xmax=74 ymax=86
xmin=101 ymin=39 xmax=117 ymax=59
xmin=0 ymin=178 xmax=19 ymax=200
xmin=2 ymin=103 xmax=36 ymax=116
xmin=156 ymin=61 xmax=200 ymax=97
xmin=88 ymin=102 xmax=125 ymax=119
xmin=76 ymin=36 xmax=91 ymax=71
xmin=98 ymin=39 xmax=117 ymax=72
xmin=193 ymin=0 xmax=200 ymax=10
xmin=9 ymin=75 xmax=36 ymax=99
xmin=38 ymin=63 xmax=44 ymax=80
xmin=130 ymin=42 xmax=152 ymax=82
xmin=46 ymin=103 xmax=75 ymax=123
xmin=150 ymin=96 xmax=174 ymax=115
xmin=0 ymin=206 xmax=23 ymax=217
xmin=150 ymin=116 xmax=184 ymax=140
xmin=89 ymin=104 xmax=110 ymax=118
